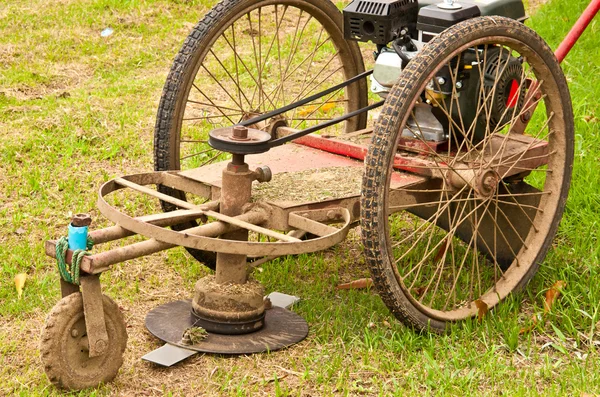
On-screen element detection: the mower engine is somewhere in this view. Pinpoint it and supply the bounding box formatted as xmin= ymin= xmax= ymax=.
xmin=343 ymin=0 xmax=527 ymax=142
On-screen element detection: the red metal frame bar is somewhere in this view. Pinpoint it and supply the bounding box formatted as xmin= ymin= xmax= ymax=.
xmin=555 ymin=0 xmax=600 ymax=63
xmin=294 ymin=133 xmax=438 ymax=177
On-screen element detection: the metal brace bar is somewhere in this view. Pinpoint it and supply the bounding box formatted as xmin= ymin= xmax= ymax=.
xmin=288 ymin=213 xmax=339 ymax=237
xmin=115 ymin=177 xmax=300 ymax=243
xmin=80 ymin=275 xmax=109 ymax=358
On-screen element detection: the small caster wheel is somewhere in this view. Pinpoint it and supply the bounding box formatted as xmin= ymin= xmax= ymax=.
xmin=40 ymin=292 xmax=127 ymax=390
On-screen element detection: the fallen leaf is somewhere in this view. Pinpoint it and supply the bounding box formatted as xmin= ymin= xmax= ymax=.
xmin=474 ymin=299 xmax=488 ymax=322
xmin=321 ymin=102 xmax=335 ymax=112
xmin=520 ymin=281 xmax=567 ymax=334
xmin=544 ymin=280 xmax=566 ymax=313
xmin=298 ymin=105 xmax=317 ymax=117
xmin=14 ymin=273 xmax=27 ymax=299
xmin=297 ymin=102 xmax=336 ymax=117
xmin=15 ymin=227 xmax=25 ymax=235
xmin=336 ymin=278 xmax=373 ymax=290
xmin=412 ymin=286 xmax=427 ymax=297
xmin=433 ymin=238 xmax=448 ymax=263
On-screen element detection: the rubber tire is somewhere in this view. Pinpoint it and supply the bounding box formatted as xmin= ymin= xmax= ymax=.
xmin=40 ymin=293 xmax=128 ymax=390
xmin=154 ymin=0 xmax=368 ymax=269
xmin=361 ymin=17 xmax=574 ymax=333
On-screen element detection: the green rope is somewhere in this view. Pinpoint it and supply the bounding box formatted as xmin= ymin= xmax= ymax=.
xmin=55 ymin=236 xmax=94 ymax=285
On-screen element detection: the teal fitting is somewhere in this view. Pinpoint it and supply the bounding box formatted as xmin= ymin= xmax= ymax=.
xmin=67 ymin=213 xmax=92 ymax=250
xmin=68 ymin=223 xmax=89 ymax=250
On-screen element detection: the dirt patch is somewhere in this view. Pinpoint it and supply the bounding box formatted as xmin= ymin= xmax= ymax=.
xmin=252 ymin=166 xmax=363 ymax=203
xmin=1 ymin=62 xmax=93 ymax=101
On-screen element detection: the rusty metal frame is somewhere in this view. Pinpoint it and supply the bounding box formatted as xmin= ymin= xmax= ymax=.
xmin=46 ymin=171 xmax=353 ymax=275
xmin=97 ymin=172 xmax=353 ymax=255
xmin=44 ymin=121 xmax=547 ymax=276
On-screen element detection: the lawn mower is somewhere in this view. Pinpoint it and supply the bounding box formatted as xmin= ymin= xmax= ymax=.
xmin=40 ymin=0 xmax=600 ymax=389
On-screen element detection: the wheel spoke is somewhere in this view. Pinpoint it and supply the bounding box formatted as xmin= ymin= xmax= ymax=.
xmin=221 ymin=32 xmax=277 ymax=111
xmin=231 ymin=22 xmax=243 ymax=111
xmin=183 ymin=113 xmax=244 ymax=121
xmin=191 ymin=83 xmax=237 ymax=125
xmin=180 ymin=148 xmax=215 ymax=161
xmin=207 ymin=49 xmax=253 ymax=109
xmin=185 ymin=99 xmax=240 ymax=113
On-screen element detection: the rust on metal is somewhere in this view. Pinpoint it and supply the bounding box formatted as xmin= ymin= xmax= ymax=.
xmin=95 ymin=172 xmax=354 ymax=257
xmin=45 ymin=210 xmax=267 ymax=274
xmin=232 ymin=125 xmax=249 ymax=140
xmin=291 ymin=132 xmax=439 ymax=177
xmin=215 ymin=160 xmax=255 ymax=285
xmin=44 ymin=141 xmax=426 ymax=274
xmin=288 ymin=209 xmax=345 ymax=237
xmin=195 ymin=154 xmax=268 ymax=334
xmin=397 ymin=136 xmax=448 ymax=155
xmin=114 ymin=176 xmax=295 ymax=243
xmin=192 ymin=276 xmax=266 ymax=334
xmin=209 ymin=126 xmax=271 ymax=144
xmin=89 ymin=209 xmax=212 ymax=245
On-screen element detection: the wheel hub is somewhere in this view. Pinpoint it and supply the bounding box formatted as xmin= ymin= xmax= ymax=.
xmin=475 ymin=169 xmax=499 ymax=198
xmin=446 ymin=165 xmax=499 ymax=198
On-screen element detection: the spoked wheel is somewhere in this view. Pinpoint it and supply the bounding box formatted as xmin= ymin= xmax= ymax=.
xmin=40 ymin=293 xmax=127 ymax=390
xmin=154 ymin=0 xmax=368 ymax=268
xmin=361 ymin=17 xmax=574 ymax=332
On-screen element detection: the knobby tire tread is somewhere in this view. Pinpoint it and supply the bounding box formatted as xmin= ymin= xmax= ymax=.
xmin=40 ymin=293 xmax=128 ymax=390
xmin=361 ymin=17 xmax=574 ymax=333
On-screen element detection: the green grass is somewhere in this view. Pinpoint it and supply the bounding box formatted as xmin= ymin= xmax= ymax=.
xmin=1 ymin=0 xmax=600 ymax=395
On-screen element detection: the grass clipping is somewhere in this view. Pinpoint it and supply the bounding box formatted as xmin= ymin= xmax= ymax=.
xmin=252 ymin=166 xmax=363 ymax=203
xmin=181 ymin=327 xmax=208 ymax=345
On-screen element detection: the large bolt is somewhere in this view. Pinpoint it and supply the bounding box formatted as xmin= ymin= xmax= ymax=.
xmin=71 ymin=213 xmax=91 ymax=227
xmin=436 ymin=77 xmax=446 ymax=86
xmin=95 ymin=339 xmax=108 ymax=354
xmin=232 ymin=125 xmax=249 ymax=141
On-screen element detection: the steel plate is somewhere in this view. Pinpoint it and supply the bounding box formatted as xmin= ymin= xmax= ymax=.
xmin=145 ymin=300 xmax=308 ymax=354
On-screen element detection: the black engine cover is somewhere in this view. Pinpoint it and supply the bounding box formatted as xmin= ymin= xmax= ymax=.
xmin=343 ymin=0 xmax=418 ymax=44
xmin=436 ymin=48 xmax=526 ymax=144
xmin=417 ymin=3 xmax=481 ymax=42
